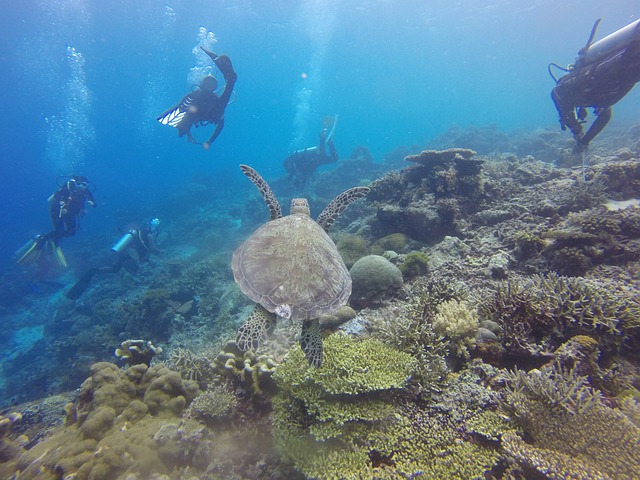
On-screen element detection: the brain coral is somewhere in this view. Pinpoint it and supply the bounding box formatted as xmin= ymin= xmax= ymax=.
xmin=349 ymin=255 xmax=403 ymax=305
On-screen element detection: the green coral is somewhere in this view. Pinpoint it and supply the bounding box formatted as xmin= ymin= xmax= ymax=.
xmin=273 ymin=338 xmax=506 ymax=479
xmin=371 ymin=232 xmax=413 ymax=255
xmin=367 ymin=278 xmax=459 ymax=391
xmin=273 ymin=332 xmax=416 ymax=397
xmin=398 ymin=250 xmax=430 ymax=278
xmin=271 ymin=332 xmax=415 ymax=479
xmin=500 ymin=364 xmax=640 ymax=479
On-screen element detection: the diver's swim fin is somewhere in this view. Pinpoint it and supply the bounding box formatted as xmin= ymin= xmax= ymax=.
xmin=323 ymin=115 xmax=338 ymax=144
xmin=65 ymin=268 xmax=98 ymax=300
xmin=200 ymin=46 xmax=219 ymax=62
xmin=49 ymin=240 xmax=68 ymax=268
xmin=200 ymin=47 xmax=236 ymax=81
xmin=16 ymin=236 xmax=45 ymax=266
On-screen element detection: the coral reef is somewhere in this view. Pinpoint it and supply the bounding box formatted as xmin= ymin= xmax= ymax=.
xmin=188 ymin=384 xmax=237 ymax=423
xmin=370 ymin=232 xmax=414 ymax=255
xmin=271 ymin=332 xmax=416 ymax=478
xmin=0 ymin=412 xmax=25 ymax=477
xmin=500 ymin=363 xmax=640 ymax=479
xmin=213 ymin=342 xmax=279 ymax=394
xmin=480 ymin=273 xmax=640 ymax=365
xmin=5 ymin=362 xmax=200 ymax=479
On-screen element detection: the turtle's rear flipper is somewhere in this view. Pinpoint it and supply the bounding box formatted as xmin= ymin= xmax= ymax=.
xmin=236 ymin=305 xmax=277 ymax=351
xmin=300 ymin=319 xmax=323 ymax=368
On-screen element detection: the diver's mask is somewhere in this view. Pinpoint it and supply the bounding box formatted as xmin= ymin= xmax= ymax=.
xmin=68 ymin=178 xmax=88 ymax=192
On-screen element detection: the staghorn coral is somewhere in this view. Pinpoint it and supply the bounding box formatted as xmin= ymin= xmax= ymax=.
xmin=481 ymin=273 xmax=640 ymax=359
xmin=367 ymin=277 xmax=467 ymax=392
xmin=502 ymin=364 xmax=603 ymax=416
xmin=500 ymin=364 xmax=640 ymax=479
xmin=188 ymin=385 xmax=237 ymax=422
xmin=168 ymin=347 xmax=216 ymax=387
xmin=502 ymin=430 xmax=610 ymax=480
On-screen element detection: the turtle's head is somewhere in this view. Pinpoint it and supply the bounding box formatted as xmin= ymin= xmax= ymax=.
xmin=290 ymin=198 xmax=310 ymax=216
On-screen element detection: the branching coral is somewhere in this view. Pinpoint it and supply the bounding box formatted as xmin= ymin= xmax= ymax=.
xmin=432 ymin=299 xmax=479 ymax=360
xmin=189 ymin=385 xmax=237 ymax=422
xmin=502 ymin=364 xmax=603 ymax=416
xmin=169 ymin=347 xmax=215 ymax=386
xmin=366 ymin=281 xmax=452 ymax=393
xmin=500 ymin=363 xmax=640 ymax=479
xmin=481 ymin=273 xmax=640 ymax=358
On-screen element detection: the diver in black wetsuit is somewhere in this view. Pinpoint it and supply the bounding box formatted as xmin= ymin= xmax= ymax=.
xmin=551 ymin=18 xmax=640 ymax=153
xmin=158 ymin=47 xmax=237 ymax=150
xmin=283 ymin=117 xmax=339 ymax=188
xmin=16 ymin=175 xmax=97 ymax=268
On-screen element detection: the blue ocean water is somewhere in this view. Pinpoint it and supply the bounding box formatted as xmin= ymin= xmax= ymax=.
xmin=0 ymin=0 xmax=638 ymax=406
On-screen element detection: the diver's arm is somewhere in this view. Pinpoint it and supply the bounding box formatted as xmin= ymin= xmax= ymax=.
xmin=86 ymin=190 xmax=97 ymax=207
xmin=551 ymin=87 xmax=583 ymax=139
xmin=203 ymin=118 xmax=224 ymax=150
xmin=579 ymin=107 xmax=612 ymax=148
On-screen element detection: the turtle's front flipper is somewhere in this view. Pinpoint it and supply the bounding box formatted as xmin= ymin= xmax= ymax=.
xmin=300 ymin=319 xmax=323 ymax=368
xmin=236 ymin=305 xmax=277 ymax=351
xmin=239 ymin=165 xmax=282 ymax=220
xmin=317 ymin=186 xmax=370 ymax=233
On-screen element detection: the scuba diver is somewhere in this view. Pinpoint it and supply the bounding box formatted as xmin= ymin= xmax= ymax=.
xmin=157 ymin=47 xmax=237 ymax=150
xmin=16 ymin=175 xmax=97 ymax=268
xmin=550 ymin=18 xmax=640 ymax=154
xmin=65 ymin=218 xmax=162 ymax=300
xmin=283 ymin=116 xmax=339 ymax=188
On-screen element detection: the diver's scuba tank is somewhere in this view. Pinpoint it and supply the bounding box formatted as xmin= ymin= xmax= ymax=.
xmin=577 ymin=19 xmax=640 ymax=68
xmin=111 ymin=230 xmax=136 ymax=253
xmin=293 ymin=146 xmax=318 ymax=155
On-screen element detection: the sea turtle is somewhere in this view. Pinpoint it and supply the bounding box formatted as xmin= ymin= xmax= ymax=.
xmin=232 ymin=164 xmax=370 ymax=367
